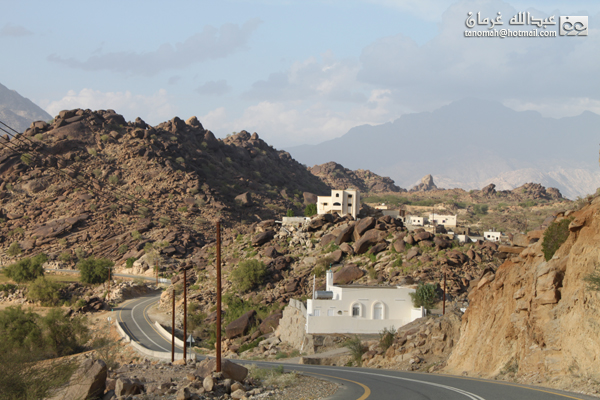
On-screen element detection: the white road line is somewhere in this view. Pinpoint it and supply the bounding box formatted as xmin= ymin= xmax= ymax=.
xmin=130 ymin=297 xmax=171 ymax=352
xmin=293 ymin=366 xmax=486 ymax=400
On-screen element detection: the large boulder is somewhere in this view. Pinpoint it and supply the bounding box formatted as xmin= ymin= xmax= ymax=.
xmin=49 ymin=359 xmax=107 ymax=400
xmin=226 ymin=310 xmax=256 ymax=339
xmin=307 ymin=214 xmax=334 ymax=231
xmin=259 ymin=311 xmax=283 ymax=334
xmin=353 ymin=229 xmax=385 ymax=254
xmin=406 ymin=247 xmax=421 ymax=261
xmin=320 ymin=233 xmax=337 ymax=248
xmin=115 ymin=378 xmax=144 ymax=397
xmin=335 ymin=224 xmax=355 ymax=245
xmin=252 ymin=231 xmax=274 ymax=247
xmin=353 ymin=217 xmax=376 ymax=241
xmin=333 ymin=264 xmax=365 ymax=285
xmin=434 ymin=236 xmax=452 ymax=250
xmin=413 ymin=231 xmax=433 ymax=242
xmin=196 ymin=359 xmax=248 ymax=382
xmin=234 ymin=192 xmax=252 ymax=206
xmin=303 ymin=192 xmax=318 ymax=205
xmin=339 ymin=243 xmax=354 ymax=255
xmin=392 ymin=240 xmax=406 ymax=253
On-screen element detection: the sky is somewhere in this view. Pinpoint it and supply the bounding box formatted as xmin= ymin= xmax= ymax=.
xmin=1 ymin=0 xmax=599 ymax=148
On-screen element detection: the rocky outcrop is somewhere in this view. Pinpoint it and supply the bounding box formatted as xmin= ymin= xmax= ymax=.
xmin=309 ymin=162 xmax=404 ymax=194
xmin=410 ymin=174 xmax=438 ymax=192
xmin=444 ymin=201 xmax=600 ymax=391
xmin=49 ymin=359 xmax=107 ymax=400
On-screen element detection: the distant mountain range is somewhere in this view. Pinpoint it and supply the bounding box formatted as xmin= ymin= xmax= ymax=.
xmin=287 ymin=98 xmax=600 ymax=199
xmin=0 ymin=83 xmax=52 ymax=133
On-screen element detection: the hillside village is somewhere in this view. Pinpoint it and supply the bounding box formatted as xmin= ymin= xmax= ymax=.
xmin=2 ymin=108 xmax=599 ymax=399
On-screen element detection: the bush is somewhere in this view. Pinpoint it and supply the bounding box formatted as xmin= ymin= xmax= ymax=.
xmin=125 ymin=257 xmax=136 ymax=268
xmin=410 ymin=283 xmax=438 ymax=310
xmin=27 ymin=277 xmax=62 ymax=306
xmin=304 ymin=203 xmax=317 ymax=217
xmin=286 ymin=209 xmax=294 ymax=217
xmin=100 ymin=134 xmax=109 ymax=142
xmin=78 ymin=257 xmax=113 ymax=284
xmin=4 ymin=254 xmax=48 ymax=283
xmin=344 ymin=336 xmax=366 ymax=366
xmin=542 ymin=218 xmax=572 ymax=261
xmin=379 ymin=326 xmax=395 ymax=351
xmin=230 ymin=260 xmax=267 ymax=293
xmin=584 ymin=268 xmax=600 ymax=291
xmin=108 ymin=175 xmax=119 ymax=185
xmin=7 ymin=241 xmax=22 ymax=256
xmin=20 ymin=153 xmax=33 ymax=165
xmin=472 ymin=204 xmax=488 ymax=215
xmin=117 ymin=244 xmax=128 ymax=255
xmin=40 ymin=308 xmax=89 ymax=357
xmin=131 ymin=230 xmax=142 ymax=240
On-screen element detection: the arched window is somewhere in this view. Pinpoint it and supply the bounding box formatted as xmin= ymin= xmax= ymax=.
xmin=335 ymin=193 xmax=340 ymax=197
xmin=333 ymin=202 xmax=341 ymax=206
xmin=373 ymin=303 xmax=383 ymax=320
xmin=352 ymin=304 xmax=360 ymax=317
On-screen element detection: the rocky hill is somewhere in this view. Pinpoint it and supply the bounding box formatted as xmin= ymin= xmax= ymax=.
xmin=443 ymin=197 xmax=600 ymax=394
xmin=0 ymin=109 xmax=329 ymax=269
xmin=309 ymin=162 xmax=404 ymax=194
xmin=0 ymin=83 xmax=52 ymax=133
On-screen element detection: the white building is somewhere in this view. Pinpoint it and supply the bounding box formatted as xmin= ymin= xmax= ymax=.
xmin=406 ymin=216 xmax=424 ymax=226
xmin=317 ymin=189 xmax=360 ymax=220
xmin=428 ymin=214 xmax=457 ymax=227
xmin=484 ymin=231 xmax=501 ymax=242
xmin=305 ymin=270 xmax=425 ymax=334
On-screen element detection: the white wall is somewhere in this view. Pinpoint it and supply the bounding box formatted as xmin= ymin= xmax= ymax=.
xmin=306 ymin=284 xmax=423 ymax=334
xmin=484 ymin=231 xmax=501 ymax=242
xmin=317 ymin=189 xmax=360 ymax=219
xmin=428 ymin=214 xmax=457 ymax=227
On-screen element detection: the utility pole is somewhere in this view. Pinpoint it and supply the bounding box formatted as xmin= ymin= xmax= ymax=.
xmin=183 ymin=266 xmax=187 ymax=363
xmin=156 ymin=264 xmax=158 ymax=286
xmin=171 ymin=286 xmax=175 ymax=363
xmin=216 ymin=220 xmax=222 ymax=373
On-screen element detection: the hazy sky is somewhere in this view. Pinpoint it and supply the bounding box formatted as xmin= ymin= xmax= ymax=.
xmin=1 ymin=0 xmax=598 ymax=147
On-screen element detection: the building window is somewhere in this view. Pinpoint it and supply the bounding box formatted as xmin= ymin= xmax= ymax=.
xmin=314 ymin=309 xmax=320 ymax=317
xmin=373 ymin=303 xmax=383 ymax=320
xmin=352 ymin=304 xmax=360 ymax=317
xmin=348 ymin=195 xmax=352 ymax=198
xmin=323 ymin=203 xmax=328 ymax=206
xmin=348 ymin=203 xmax=352 ymax=207
xmin=327 ymin=309 xmax=335 ymax=316
xmin=335 ymin=193 xmax=340 ymax=197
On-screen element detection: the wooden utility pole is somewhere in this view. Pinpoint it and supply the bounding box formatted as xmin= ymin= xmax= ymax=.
xmin=183 ymin=266 xmax=187 ymax=363
xmin=156 ymin=265 xmax=158 ymax=286
xmin=216 ymin=220 xmax=222 ymax=373
xmin=442 ymin=271 xmax=446 ymax=316
xmin=171 ymin=287 xmax=175 ymax=363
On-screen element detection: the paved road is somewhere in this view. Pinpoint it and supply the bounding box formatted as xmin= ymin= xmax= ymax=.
xmin=119 ymin=291 xmax=597 ymax=400
xmin=117 ymin=292 xmax=183 ymax=354
xmin=46 ymin=268 xmax=169 ymax=283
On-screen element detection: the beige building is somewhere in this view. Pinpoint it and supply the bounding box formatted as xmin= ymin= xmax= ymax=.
xmin=317 ymin=189 xmax=360 ymax=220
xmin=428 ymin=214 xmax=457 ymax=227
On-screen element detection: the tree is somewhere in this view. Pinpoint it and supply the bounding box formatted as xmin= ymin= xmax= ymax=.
xmin=409 ymin=283 xmax=438 ymax=310
xmin=286 ymin=209 xmax=295 ymax=217
xmin=27 ymin=277 xmax=62 ymax=306
xmin=78 ymin=256 xmax=113 ymax=284
xmin=4 ymin=253 xmax=47 ymax=283
xmin=304 ymin=203 xmax=317 ymax=217
xmin=230 ymin=259 xmax=267 ymax=293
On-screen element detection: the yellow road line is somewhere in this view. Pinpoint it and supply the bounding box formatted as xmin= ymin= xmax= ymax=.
xmin=307 ymin=372 xmax=371 ymax=400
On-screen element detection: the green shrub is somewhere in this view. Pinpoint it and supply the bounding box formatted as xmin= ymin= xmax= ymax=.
xmin=409 ymin=283 xmax=438 ymax=310
xmin=138 ymin=207 xmax=150 ymax=217
xmin=584 ymin=267 xmax=600 ymax=291
xmin=0 ymin=283 xmax=17 ymax=295
xmin=40 ymin=308 xmax=89 ymax=357
xmin=100 ymin=134 xmax=109 ymax=142
xmin=75 ymin=247 xmax=86 ymax=261
xmin=178 ymin=206 xmax=188 ymax=213
xmin=304 ymin=203 xmax=317 ymax=217
xmin=175 ymin=157 xmax=185 ymax=164
xmin=379 ymin=326 xmax=395 ymax=351
xmin=542 ymin=218 xmax=572 ymax=261
xmin=131 ymin=230 xmax=142 ymax=240
xmin=27 ymin=277 xmax=62 ymax=306
xmin=87 ymin=148 xmax=97 ymax=157
xmin=75 ymin=299 xmax=87 ymax=308
xmin=78 ymin=257 xmax=113 ymax=284
xmin=312 ymin=265 xmax=325 ymax=278
xmin=59 ymin=252 xmax=71 ymax=262
xmin=125 ymin=257 xmax=136 ymax=268
xmin=92 ymin=169 xmax=102 ymax=178
xmin=239 ymin=337 xmax=262 ymax=353
xmin=108 ymin=175 xmax=119 ymax=185
xmin=230 ymin=260 xmax=267 ymax=293
xmin=20 ymin=153 xmax=33 ymax=165
xmin=472 ymin=204 xmax=488 ymax=215
xmin=117 ymin=244 xmax=128 ymax=255
xmin=158 ymin=216 xmax=171 ymax=226
xmin=34 ymin=133 xmax=44 ymax=141
xmin=9 ymin=227 xmax=25 ymax=236
xmin=344 ymin=336 xmax=366 ymax=366
xmin=286 ymin=209 xmax=295 ymax=217
xmin=4 ymin=254 xmax=47 ymax=283
xmin=7 ymin=241 xmax=22 ymax=257
xmin=367 ymin=265 xmax=378 ymax=280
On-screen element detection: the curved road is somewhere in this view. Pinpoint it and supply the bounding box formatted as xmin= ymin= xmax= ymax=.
xmin=119 ymin=291 xmax=596 ymax=400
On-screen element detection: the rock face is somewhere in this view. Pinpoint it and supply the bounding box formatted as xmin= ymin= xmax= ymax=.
xmin=309 ymin=162 xmax=404 ymax=193
xmin=226 ymin=310 xmax=256 ymax=339
xmin=410 ymin=174 xmax=438 ymax=192
xmin=444 ymin=201 xmax=600 ymax=389
xmin=49 ymin=359 xmax=107 ymax=400
xmin=333 ymin=264 xmax=365 ymax=284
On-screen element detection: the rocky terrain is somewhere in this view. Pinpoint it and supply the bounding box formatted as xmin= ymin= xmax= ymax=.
xmin=0 ymin=108 xmax=329 ymax=272
xmin=309 ymin=161 xmax=403 ymax=194
xmin=443 ymin=196 xmax=600 ymax=395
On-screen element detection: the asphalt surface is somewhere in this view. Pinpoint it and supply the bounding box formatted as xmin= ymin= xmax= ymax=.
xmin=117 ymin=291 xmax=598 ymax=400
